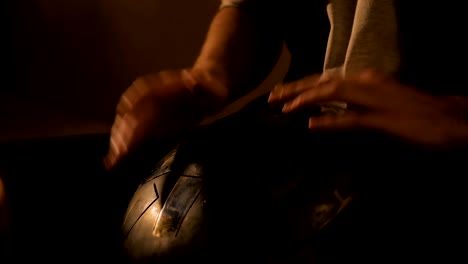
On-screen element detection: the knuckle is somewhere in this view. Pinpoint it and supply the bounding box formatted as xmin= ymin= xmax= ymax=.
xmin=131 ymin=75 xmax=147 ymax=88
xmin=360 ymin=69 xmax=384 ymax=82
xmin=326 ymin=80 xmax=341 ymax=95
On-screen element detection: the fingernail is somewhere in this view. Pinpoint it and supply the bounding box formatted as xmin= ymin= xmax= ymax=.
xmin=282 ymin=102 xmax=293 ymax=112
xmin=267 ymin=93 xmax=275 ymax=103
xmin=269 ymin=86 xmax=283 ymax=102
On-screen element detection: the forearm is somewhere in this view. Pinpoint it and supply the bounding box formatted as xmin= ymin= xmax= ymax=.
xmin=192 ymin=5 xmax=283 ymax=109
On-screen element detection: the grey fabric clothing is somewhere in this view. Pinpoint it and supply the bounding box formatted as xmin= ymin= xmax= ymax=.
xmin=220 ymin=0 xmax=400 ymax=77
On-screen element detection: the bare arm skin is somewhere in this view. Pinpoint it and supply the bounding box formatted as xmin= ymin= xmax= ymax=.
xmin=104 ymin=5 xmax=284 ymax=170
xmin=191 ymin=5 xmax=284 ymax=109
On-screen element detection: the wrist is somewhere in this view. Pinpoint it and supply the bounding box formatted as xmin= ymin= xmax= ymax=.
xmin=185 ymin=66 xmax=230 ymax=114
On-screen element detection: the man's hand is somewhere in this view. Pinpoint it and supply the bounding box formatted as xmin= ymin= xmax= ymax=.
xmin=103 ymin=69 xmax=227 ymax=171
xmin=268 ymin=69 xmax=468 ymax=149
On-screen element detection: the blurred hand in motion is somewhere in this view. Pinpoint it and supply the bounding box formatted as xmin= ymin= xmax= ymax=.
xmin=269 ymin=69 xmax=468 ymax=149
xmin=103 ymin=68 xmax=227 ymax=171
